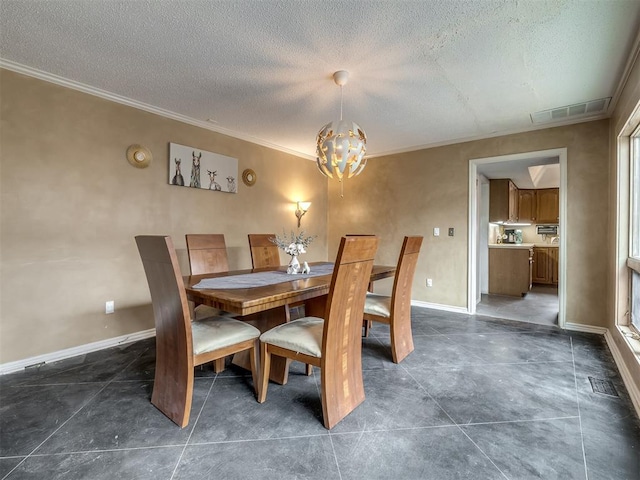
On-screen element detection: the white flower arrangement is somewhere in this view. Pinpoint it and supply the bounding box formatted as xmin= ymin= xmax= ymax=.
xmin=270 ymin=230 xmax=315 ymax=257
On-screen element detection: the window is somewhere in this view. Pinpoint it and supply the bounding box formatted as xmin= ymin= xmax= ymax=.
xmin=629 ymin=125 xmax=640 ymax=331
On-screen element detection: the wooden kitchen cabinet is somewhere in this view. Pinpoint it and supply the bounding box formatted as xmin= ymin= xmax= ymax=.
xmin=518 ymin=189 xmax=537 ymax=223
xmin=536 ymin=188 xmax=559 ymax=223
xmin=490 ymin=179 xmax=519 ymax=223
xmin=489 ymin=246 xmax=533 ymax=296
xmin=550 ymin=247 xmax=559 ymax=284
xmin=532 ymin=246 xmax=559 ymax=285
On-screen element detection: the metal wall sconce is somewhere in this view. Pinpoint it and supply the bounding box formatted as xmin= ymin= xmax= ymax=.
xmin=126 ymin=144 xmax=152 ymax=168
xmin=295 ymin=201 xmax=311 ymax=228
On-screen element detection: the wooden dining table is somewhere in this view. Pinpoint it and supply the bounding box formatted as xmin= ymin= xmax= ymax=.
xmin=184 ymin=262 xmax=396 ymax=383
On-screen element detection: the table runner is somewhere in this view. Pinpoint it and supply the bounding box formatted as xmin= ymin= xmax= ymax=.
xmin=191 ymin=262 xmax=334 ymax=289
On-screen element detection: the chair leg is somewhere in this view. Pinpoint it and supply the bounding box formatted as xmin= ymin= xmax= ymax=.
xmin=258 ymin=342 xmax=271 ymax=403
xmin=363 ymin=319 xmax=372 ymax=337
xmin=213 ymin=357 xmax=226 ymax=373
xmin=389 ymin=314 xmax=414 ymax=364
xmin=151 ymin=359 xmax=193 ymax=428
xmin=249 ymin=340 xmax=259 ymax=398
xmin=320 ymin=358 xmax=365 ymax=430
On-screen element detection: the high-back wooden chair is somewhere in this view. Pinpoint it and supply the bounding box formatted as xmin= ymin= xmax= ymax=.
xmin=186 ymin=234 xmax=234 ymax=320
xmin=258 ymin=235 xmax=379 ymax=429
xmin=363 ymin=236 xmax=423 ymax=363
xmin=186 ymin=233 xmax=229 ymax=275
xmin=248 ymin=234 xmax=280 ymax=269
xmin=135 ymin=235 xmax=260 ymax=428
xmin=185 ymin=233 xmax=235 ymax=372
xmin=248 ymin=232 xmax=312 ymax=374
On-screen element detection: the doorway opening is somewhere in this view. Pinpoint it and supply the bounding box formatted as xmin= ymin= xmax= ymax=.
xmin=468 ymin=148 xmax=567 ymax=328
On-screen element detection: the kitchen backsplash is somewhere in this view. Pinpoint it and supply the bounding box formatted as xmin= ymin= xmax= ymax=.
xmin=489 ymin=224 xmax=559 ymax=244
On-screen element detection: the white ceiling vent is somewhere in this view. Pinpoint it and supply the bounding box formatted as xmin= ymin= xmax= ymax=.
xmin=531 ymin=97 xmax=611 ymax=124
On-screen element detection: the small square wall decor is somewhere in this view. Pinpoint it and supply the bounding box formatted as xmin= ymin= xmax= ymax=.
xmin=169 ymin=143 xmax=238 ymax=193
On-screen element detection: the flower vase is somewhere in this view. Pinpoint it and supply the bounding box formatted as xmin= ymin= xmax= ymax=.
xmin=287 ymin=255 xmax=300 ymax=274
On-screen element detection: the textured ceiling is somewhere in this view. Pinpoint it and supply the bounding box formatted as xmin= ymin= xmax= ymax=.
xmin=1 ymin=0 xmax=640 ymax=160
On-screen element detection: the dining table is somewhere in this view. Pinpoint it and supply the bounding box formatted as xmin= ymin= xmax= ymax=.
xmin=184 ymin=261 xmax=396 ymax=383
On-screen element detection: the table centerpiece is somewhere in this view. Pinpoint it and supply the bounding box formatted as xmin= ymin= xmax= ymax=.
xmin=270 ymin=230 xmax=315 ymax=274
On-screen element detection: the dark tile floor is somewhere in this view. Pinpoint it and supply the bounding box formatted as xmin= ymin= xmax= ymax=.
xmin=477 ymin=284 xmax=559 ymax=326
xmin=1 ymin=307 xmax=639 ymax=480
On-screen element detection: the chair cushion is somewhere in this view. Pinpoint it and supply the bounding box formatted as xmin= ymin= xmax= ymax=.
xmin=259 ymin=317 xmax=324 ymax=358
xmin=191 ymin=317 xmax=260 ymax=356
xmin=194 ymin=304 xmax=236 ymax=321
xmin=364 ymin=293 xmax=391 ymax=318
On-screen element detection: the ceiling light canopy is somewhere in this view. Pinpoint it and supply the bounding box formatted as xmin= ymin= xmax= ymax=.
xmin=316 ymin=71 xmax=367 ymax=194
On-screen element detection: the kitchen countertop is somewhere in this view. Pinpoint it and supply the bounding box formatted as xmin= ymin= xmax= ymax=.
xmin=489 ymin=243 xmax=534 ymax=249
xmin=489 ymin=243 xmax=559 ymax=248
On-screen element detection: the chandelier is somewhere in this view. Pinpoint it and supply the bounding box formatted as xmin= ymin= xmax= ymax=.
xmin=316 ymin=71 xmax=367 ymax=195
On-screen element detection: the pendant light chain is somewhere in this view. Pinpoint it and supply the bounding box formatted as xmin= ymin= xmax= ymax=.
xmin=340 ymin=85 xmax=344 ymax=198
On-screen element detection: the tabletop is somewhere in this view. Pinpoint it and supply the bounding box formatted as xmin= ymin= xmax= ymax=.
xmin=184 ymin=262 xmax=396 ymax=317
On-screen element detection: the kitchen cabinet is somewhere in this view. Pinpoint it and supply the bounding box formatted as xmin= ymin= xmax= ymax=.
xmin=536 ymin=188 xmax=559 ymax=223
xmin=518 ymin=189 xmax=537 ymax=223
xmin=550 ymin=247 xmax=559 ymax=284
xmin=516 ymin=188 xmax=559 ymax=224
xmin=489 ymin=245 xmax=533 ymax=296
xmin=532 ymin=246 xmax=559 ymax=285
xmin=490 ymin=179 xmax=519 ymax=223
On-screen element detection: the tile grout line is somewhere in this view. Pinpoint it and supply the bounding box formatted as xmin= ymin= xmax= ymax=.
xmin=570 ymin=336 xmax=590 ymax=480
xmin=0 ymin=347 xmax=153 ymax=480
xmin=169 ymin=374 xmax=218 ymax=480
xmin=400 ymin=364 xmax=511 ymax=480
xmin=312 ymin=367 xmax=344 ymax=480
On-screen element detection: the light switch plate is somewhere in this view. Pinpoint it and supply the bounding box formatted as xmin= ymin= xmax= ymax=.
xmin=433 ymin=228 xmax=440 ymax=236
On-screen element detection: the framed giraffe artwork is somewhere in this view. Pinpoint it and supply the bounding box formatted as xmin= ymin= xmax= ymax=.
xmin=168 ymin=143 xmax=238 ymax=193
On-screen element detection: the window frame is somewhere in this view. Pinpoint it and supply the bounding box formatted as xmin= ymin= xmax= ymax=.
xmin=628 ymin=125 xmax=640 ymax=333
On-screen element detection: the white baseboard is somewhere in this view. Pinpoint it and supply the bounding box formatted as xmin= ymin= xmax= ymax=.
xmin=411 ymin=300 xmax=469 ymax=314
xmin=604 ymin=329 xmax=640 ymax=418
xmin=0 ymin=329 xmax=156 ymax=375
xmin=564 ymin=322 xmax=608 ymax=335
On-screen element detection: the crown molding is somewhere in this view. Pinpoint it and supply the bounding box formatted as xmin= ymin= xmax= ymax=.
xmin=610 ymin=27 xmax=640 ymax=114
xmin=0 ymin=59 xmax=314 ymax=161
xmin=0 ymin=57 xmax=619 ymax=162
xmin=367 ymin=114 xmax=609 ymax=159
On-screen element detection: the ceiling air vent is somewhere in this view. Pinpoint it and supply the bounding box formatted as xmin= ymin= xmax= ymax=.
xmin=531 ymin=97 xmax=611 ymax=124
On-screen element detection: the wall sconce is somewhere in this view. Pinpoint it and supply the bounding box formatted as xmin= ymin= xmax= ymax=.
xmin=126 ymin=144 xmax=152 ymax=168
xmin=295 ymin=201 xmax=311 ymax=228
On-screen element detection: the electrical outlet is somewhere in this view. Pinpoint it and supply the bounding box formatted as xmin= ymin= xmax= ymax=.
xmin=426 ymin=278 xmax=433 ymax=287
xmin=105 ymin=300 xmax=114 ymax=314
xmin=448 ymin=227 xmax=454 ymax=236
xmin=433 ymin=227 xmax=440 ymax=237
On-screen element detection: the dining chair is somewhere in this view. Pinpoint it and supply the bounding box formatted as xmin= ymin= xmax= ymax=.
xmin=363 ymin=235 xmax=423 ymax=363
xmin=258 ymin=235 xmax=379 ymax=429
xmin=247 ymin=234 xmax=281 ymax=269
xmin=248 ymin=232 xmax=312 ymax=375
xmin=186 ymin=233 xmax=236 ymax=372
xmin=248 ymin=232 xmax=307 ymax=321
xmin=186 ymin=233 xmax=230 ymax=275
xmin=135 ymin=235 xmax=260 ymax=428
xmin=185 ymin=233 xmax=234 ymax=319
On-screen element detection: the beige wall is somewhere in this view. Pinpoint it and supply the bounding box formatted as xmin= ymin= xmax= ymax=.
xmin=0 ymin=66 xmax=622 ymax=368
xmin=0 ymin=69 xmax=328 ymax=364
xmin=328 ymin=120 xmax=611 ymax=328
